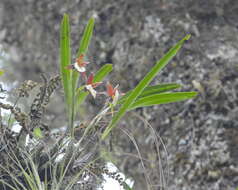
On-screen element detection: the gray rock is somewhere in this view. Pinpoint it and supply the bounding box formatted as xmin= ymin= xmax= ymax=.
xmin=0 ymin=0 xmax=237 ymax=189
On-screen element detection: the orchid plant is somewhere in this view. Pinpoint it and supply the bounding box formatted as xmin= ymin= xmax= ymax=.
xmin=60 ymin=14 xmax=197 ymax=140
xmin=0 ymin=14 xmax=198 ymax=190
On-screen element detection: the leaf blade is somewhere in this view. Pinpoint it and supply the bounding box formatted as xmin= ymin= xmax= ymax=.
xmin=118 ymin=83 xmax=181 ymax=104
xmin=73 ymin=17 xmax=95 ymax=94
xmin=129 ymin=91 xmax=198 ymax=110
xmin=93 ymin=64 xmax=113 ymax=82
xmin=66 ymin=17 xmax=95 ymax=135
xmin=60 ymin=14 xmax=72 ymax=115
xmin=77 ymin=17 xmax=95 ymax=56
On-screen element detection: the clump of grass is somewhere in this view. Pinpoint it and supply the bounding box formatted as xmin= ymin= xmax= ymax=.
xmin=0 ymin=13 xmax=197 ymax=190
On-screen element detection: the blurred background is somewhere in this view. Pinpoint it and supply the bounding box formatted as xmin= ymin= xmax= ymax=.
xmin=0 ymin=0 xmax=238 ymax=189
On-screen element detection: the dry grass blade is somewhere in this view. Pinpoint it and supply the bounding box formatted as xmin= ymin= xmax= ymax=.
xmin=119 ymin=127 xmax=153 ymax=190
xmin=131 ymin=112 xmax=169 ymax=190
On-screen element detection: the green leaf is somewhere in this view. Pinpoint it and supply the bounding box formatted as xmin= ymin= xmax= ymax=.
xmin=74 ymin=18 xmax=95 ymax=91
xmin=60 ymin=14 xmax=78 ymax=137
xmin=101 ymin=35 xmax=191 ymax=140
xmin=72 ymin=17 xmax=95 ymax=122
xmin=33 ymin=127 xmax=43 ymax=139
xmin=129 ymin=91 xmax=198 ymax=110
xmin=93 ymin=64 xmax=113 ymax=82
xmin=138 ymin=83 xmax=181 ymax=97
xmin=77 ymin=17 xmax=95 ymax=56
xmin=118 ymin=83 xmax=181 ymax=104
xmin=60 ymin=13 xmax=72 ymax=116
xmin=75 ymin=90 xmax=88 ymax=114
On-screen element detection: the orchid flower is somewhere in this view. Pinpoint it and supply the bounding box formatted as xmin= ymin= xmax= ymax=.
xmin=85 ymin=73 xmax=102 ymax=98
xmin=106 ymin=82 xmax=120 ymax=106
xmin=66 ymin=54 xmax=89 ymax=73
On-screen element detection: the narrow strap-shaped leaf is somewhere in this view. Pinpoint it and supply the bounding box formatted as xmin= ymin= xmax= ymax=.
xmin=73 ymin=17 xmax=95 ymax=96
xmin=77 ymin=17 xmax=95 ymax=56
xmin=93 ymin=64 xmax=113 ymax=82
xmin=60 ymin=14 xmax=72 ymax=113
xmin=70 ymin=17 xmax=95 ymax=134
xmin=118 ymin=83 xmax=181 ymax=104
xmin=129 ymin=91 xmax=198 ymax=110
xmin=139 ymin=83 xmax=181 ymax=97
xmin=75 ymin=91 xmax=89 ymax=106
xmin=72 ymin=17 xmax=95 ymax=110
xmin=101 ymin=35 xmax=191 ymax=139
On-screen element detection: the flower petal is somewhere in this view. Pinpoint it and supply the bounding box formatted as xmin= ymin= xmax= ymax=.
xmin=112 ymin=89 xmax=120 ymax=106
xmin=85 ymin=85 xmax=97 ymax=98
xmin=76 ymin=54 xmax=84 ymax=64
xmin=87 ymin=73 xmax=94 ymax=85
xmin=106 ymin=82 xmax=114 ymax=97
xmin=76 ymin=54 xmax=89 ymax=67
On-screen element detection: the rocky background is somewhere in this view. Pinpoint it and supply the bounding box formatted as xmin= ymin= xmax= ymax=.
xmin=0 ymin=0 xmax=238 ymax=189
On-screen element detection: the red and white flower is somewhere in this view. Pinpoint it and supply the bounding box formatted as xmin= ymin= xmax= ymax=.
xmin=106 ymin=82 xmax=120 ymax=106
xmin=85 ymin=73 xmax=102 ymax=98
xmin=67 ymin=54 xmax=89 ymax=73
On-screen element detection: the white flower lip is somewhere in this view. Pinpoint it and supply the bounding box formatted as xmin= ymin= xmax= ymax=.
xmin=112 ymin=89 xmax=119 ymax=106
xmin=85 ymin=85 xmax=97 ymax=98
xmin=74 ymin=62 xmax=86 ymax=72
